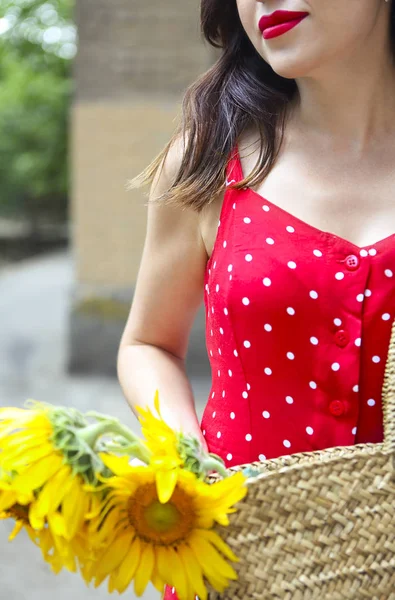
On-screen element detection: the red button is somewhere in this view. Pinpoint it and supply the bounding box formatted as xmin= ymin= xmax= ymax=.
xmin=345 ymin=255 xmax=360 ymax=270
xmin=335 ymin=329 xmax=350 ymax=348
xmin=329 ymin=400 xmax=345 ymax=416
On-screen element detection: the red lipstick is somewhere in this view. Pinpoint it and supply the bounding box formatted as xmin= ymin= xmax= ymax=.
xmin=259 ymin=10 xmax=308 ymax=40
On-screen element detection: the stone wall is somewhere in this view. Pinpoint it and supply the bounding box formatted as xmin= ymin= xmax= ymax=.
xmin=68 ymin=0 xmax=215 ymax=378
xmin=74 ymin=0 xmax=213 ymax=100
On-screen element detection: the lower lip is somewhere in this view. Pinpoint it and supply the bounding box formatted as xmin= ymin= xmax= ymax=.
xmin=262 ymin=16 xmax=307 ymax=40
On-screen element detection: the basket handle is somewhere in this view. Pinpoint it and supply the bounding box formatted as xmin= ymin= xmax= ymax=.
xmin=381 ymin=317 xmax=395 ymax=453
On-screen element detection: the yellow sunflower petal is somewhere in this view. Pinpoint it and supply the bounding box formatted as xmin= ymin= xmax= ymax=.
xmin=89 ymin=494 xmax=118 ymax=529
xmin=0 ymin=490 xmax=17 ymax=512
xmin=98 ymin=452 xmax=135 ymax=476
xmin=94 ymin=531 xmax=132 ymax=581
xmin=0 ymin=442 xmax=54 ymax=471
xmin=136 ymin=392 xmax=180 ymax=457
xmin=51 ymin=536 xmax=76 ymax=573
xmin=166 ymin=546 xmax=188 ymax=600
xmin=194 ymin=511 xmax=215 ymax=529
xmin=212 ymin=513 xmax=230 ymax=527
xmin=11 ymin=453 xmax=64 ymax=494
xmin=93 ymin=567 xmax=110 ymax=589
xmin=9 ymin=520 xmax=24 ymax=541
xmin=25 ymin=525 xmax=40 ymax=547
xmin=134 ymin=541 xmax=155 ymax=597
xmin=150 ymin=564 xmax=166 ymax=594
xmin=62 ymin=477 xmax=89 ymax=540
xmin=114 ymin=536 xmax=141 ymax=594
xmin=197 ymin=528 xmax=240 ymax=563
xmin=0 ymin=412 xmax=51 ymax=434
xmin=38 ymin=528 xmax=54 ymax=557
xmin=156 ymin=544 xmax=174 ymax=588
xmin=29 ymin=501 xmax=45 ymax=530
xmin=208 ymin=472 xmax=247 ymax=499
xmin=47 ymin=556 xmax=65 ymax=575
xmin=107 ymin=569 xmax=118 ymax=594
xmin=194 ymin=474 xmax=247 ymax=526
xmin=84 ymin=491 xmax=103 ymax=520
xmin=0 ymin=431 xmax=50 ymax=449
xmin=178 ymin=543 xmax=207 ymax=600
xmin=204 ymin=570 xmax=230 ymax=594
xmin=89 ymin=502 xmax=123 ymax=545
xmin=70 ymin=530 xmax=92 ymax=562
xmin=190 ymin=553 xmax=229 ymax=594
xmin=155 ymin=467 xmax=178 ymax=504
xmin=188 ymin=530 xmax=238 ymax=582
xmin=153 ymin=389 xmax=160 ymax=415
xmin=30 ymin=465 xmax=72 ymax=524
xmin=0 ymin=407 xmax=40 ymax=421
xmin=47 ymin=510 xmax=66 ymax=537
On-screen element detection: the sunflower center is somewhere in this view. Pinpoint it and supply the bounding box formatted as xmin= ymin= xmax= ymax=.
xmin=144 ymin=501 xmax=180 ymax=532
xmin=7 ymin=503 xmax=29 ymax=522
xmin=127 ymin=482 xmax=196 ymax=545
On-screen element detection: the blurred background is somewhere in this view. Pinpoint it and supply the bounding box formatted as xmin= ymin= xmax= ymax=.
xmin=0 ymin=1 xmax=214 ymax=597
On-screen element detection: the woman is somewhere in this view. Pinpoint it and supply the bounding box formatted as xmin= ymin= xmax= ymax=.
xmin=118 ymin=1 xmax=395 ymax=598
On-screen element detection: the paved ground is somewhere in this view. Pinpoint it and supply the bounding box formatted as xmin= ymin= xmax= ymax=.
xmin=0 ymin=250 xmax=211 ymax=600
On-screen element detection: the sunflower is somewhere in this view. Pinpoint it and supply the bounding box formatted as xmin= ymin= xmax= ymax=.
xmin=0 ymin=402 xmax=115 ymax=574
xmin=0 ymin=500 xmax=87 ymax=574
xmin=0 ymin=472 xmax=77 ymax=574
xmin=135 ymin=391 xmax=227 ymax=503
xmin=83 ymin=453 xmax=247 ymax=600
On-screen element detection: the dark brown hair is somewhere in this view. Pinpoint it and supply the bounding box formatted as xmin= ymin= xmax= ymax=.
xmin=128 ymin=0 xmax=395 ymax=213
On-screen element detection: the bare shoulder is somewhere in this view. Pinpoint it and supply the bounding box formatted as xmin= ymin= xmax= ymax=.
xmin=159 ymin=133 xmax=226 ymax=262
xmin=119 ymin=134 xmax=209 ymax=358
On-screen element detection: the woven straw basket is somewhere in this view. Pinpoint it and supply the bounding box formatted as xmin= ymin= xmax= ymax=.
xmin=206 ymin=319 xmax=395 ymax=600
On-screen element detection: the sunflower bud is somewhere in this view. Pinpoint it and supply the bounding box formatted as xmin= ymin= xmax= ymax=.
xmin=176 ymin=432 xmax=228 ymax=479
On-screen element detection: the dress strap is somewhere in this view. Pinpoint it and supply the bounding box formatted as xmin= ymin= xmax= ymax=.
xmin=225 ymin=142 xmax=244 ymax=187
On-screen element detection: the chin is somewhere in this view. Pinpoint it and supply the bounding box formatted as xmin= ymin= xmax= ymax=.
xmin=265 ymin=54 xmax=319 ymax=80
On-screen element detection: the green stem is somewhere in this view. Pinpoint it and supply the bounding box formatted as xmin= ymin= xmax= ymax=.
xmin=104 ymin=442 xmax=151 ymax=464
xmin=79 ymin=421 xmax=151 ymax=464
xmin=202 ymin=458 xmax=228 ymax=478
xmin=79 ymin=422 xmax=113 ymax=446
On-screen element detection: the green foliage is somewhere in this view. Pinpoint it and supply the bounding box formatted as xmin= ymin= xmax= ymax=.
xmin=0 ymin=0 xmax=76 ymax=223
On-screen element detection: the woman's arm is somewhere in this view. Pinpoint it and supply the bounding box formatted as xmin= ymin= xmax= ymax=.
xmin=117 ymin=137 xmax=209 ymax=451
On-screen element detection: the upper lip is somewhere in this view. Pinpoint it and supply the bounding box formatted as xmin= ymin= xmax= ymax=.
xmin=258 ymin=10 xmax=308 ymax=32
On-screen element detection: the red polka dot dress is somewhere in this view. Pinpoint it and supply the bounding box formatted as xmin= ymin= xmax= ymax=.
xmin=163 ymin=143 xmax=390 ymax=600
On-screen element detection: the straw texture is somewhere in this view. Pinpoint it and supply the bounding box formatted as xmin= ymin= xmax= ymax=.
xmin=206 ymin=319 xmax=395 ymax=599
